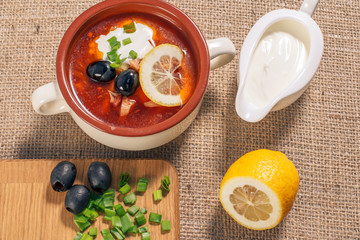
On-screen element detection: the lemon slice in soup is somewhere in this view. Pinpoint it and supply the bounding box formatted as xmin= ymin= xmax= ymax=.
xmin=139 ymin=44 xmax=184 ymax=107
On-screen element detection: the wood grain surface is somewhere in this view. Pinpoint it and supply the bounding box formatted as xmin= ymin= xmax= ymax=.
xmin=0 ymin=159 xmax=179 ymax=240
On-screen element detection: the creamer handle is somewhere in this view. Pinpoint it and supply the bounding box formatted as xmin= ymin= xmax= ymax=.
xmin=206 ymin=38 xmax=236 ymax=70
xmin=31 ymin=81 xmax=70 ymax=115
xmin=300 ymin=0 xmax=319 ymax=16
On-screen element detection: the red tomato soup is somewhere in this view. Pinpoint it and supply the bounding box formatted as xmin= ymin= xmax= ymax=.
xmin=69 ymin=13 xmax=197 ymax=128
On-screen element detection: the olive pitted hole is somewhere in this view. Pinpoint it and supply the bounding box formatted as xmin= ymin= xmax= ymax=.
xmin=87 ymin=60 xmax=116 ymax=82
xmin=65 ymin=185 xmax=91 ymax=214
xmin=114 ymin=69 xmax=139 ymax=96
xmin=54 ymin=181 xmax=65 ymax=192
xmin=87 ymin=161 xmax=112 ymax=194
xmin=50 ymin=161 xmax=76 ymax=192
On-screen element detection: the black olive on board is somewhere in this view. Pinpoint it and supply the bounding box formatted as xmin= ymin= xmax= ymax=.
xmin=87 ymin=161 xmax=112 ymax=193
xmin=114 ymin=69 xmax=139 ymax=96
xmin=50 ymin=161 xmax=76 ymax=192
xmin=64 ymin=185 xmax=90 ymax=214
xmin=86 ymin=60 xmax=116 ymax=82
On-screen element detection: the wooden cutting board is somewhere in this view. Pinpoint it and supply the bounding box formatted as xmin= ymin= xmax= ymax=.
xmin=0 ymin=159 xmax=179 ymax=240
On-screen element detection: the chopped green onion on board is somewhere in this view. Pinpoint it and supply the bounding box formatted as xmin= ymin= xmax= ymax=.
xmin=141 ymin=232 xmax=151 ymax=240
xmin=149 ymin=212 xmax=162 ymax=224
xmin=74 ymin=232 xmax=83 ymax=240
xmin=127 ymin=205 xmax=140 ymax=216
xmin=101 ymin=229 xmax=115 ymax=240
xmin=111 ymin=215 xmax=122 ymax=228
xmin=161 ymin=220 xmax=171 ymax=231
xmin=111 ymin=227 xmax=126 ymax=240
xmin=119 ymin=183 xmax=131 ymax=195
xmin=161 ymin=176 xmax=171 ymax=192
xmin=153 ymin=189 xmax=162 ymax=201
xmin=119 ymin=172 xmax=130 ymax=187
xmin=127 ymin=225 xmax=138 ymax=234
xmin=135 ymin=213 xmax=147 ymax=226
xmin=120 ymin=213 xmax=135 ymax=233
xmin=114 ymin=203 xmax=126 ymax=217
xmin=139 ymin=207 xmax=147 ymax=214
xmin=123 ymin=193 xmax=136 ymax=205
xmin=138 ymin=225 xmax=149 ymax=233
xmin=88 ymin=227 xmax=97 ymax=237
xmin=80 ymin=233 xmax=93 ymax=240
xmin=74 ymin=214 xmax=91 ymax=231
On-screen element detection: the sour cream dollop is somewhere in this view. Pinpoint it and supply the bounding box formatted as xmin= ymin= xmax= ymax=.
xmin=96 ymin=22 xmax=155 ymax=64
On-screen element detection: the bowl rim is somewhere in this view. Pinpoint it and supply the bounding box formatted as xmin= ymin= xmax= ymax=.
xmin=56 ymin=0 xmax=210 ymax=137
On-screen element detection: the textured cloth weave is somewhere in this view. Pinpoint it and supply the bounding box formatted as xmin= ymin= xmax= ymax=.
xmin=0 ymin=0 xmax=359 ymax=239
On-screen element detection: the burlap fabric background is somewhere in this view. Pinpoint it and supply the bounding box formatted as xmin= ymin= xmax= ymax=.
xmin=1 ymin=0 xmax=359 ymax=239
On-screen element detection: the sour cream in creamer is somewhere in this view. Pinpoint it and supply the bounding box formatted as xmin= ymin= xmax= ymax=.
xmin=242 ymin=30 xmax=308 ymax=108
xmin=96 ymin=22 xmax=155 ymax=64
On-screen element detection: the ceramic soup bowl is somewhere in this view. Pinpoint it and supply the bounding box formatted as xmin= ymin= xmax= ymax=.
xmin=32 ymin=0 xmax=235 ymax=150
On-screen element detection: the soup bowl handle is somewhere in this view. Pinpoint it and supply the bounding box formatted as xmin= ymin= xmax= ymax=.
xmin=206 ymin=37 xmax=236 ymax=70
xmin=32 ymin=81 xmax=70 ymax=115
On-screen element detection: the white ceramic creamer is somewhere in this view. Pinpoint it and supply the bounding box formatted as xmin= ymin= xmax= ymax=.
xmin=236 ymin=0 xmax=323 ymax=122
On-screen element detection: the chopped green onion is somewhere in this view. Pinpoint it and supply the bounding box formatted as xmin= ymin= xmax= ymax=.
xmin=112 ymin=215 xmax=122 ymax=228
xmin=153 ymin=189 xmax=162 ymax=201
xmin=74 ymin=220 xmax=91 ymax=232
xmin=120 ymin=213 xmax=135 ymax=233
xmin=105 ymin=209 xmax=116 ymax=218
xmin=107 ymin=49 xmax=118 ymax=62
xmin=80 ymin=233 xmax=93 ymax=240
xmin=122 ymin=38 xmax=132 ymax=46
xmin=141 ymin=232 xmax=151 ymax=240
xmin=129 ymin=50 xmax=138 ymax=59
xmin=81 ymin=208 xmax=92 ymax=218
xmin=161 ymin=176 xmax=171 ymax=192
xmin=149 ymin=212 xmax=162 ymax=224
xmin=74 ymin=214 xmax=88 ymax=223
xmin=123 ymin=22 xmax=136 ymax=33
xmin=123 ymin=193 xmax=136 ymax=205
xmin=104 ymin=188 xmax=115 ymax=196
xmin=164 ymin=176 xmax=170 ymax=184
xmin=111 ymin=227 xmax=125 ymax=240
xmin=114 ymin=203 xmax=126 ymax=217
xmin=127 ymin=225 xmax=138 ymax=234
xmin=88 ymin=227 xmax=97 ymax=237
xmin=103 ymin=189 xmax=115 ymax=209
xmin=136 ymin=182 xmax=147 ymax=192
xmin=161 ymin=220 xmax=171 ymax=231
xmin=74 ymin=232 xmax=83 ymax=240
xmin=91 ymin=194 xmax=105 ymax=211
xmin=139 ymin=177 xmax=149 ymax=183
xmin=107 ymin=36 xmax=121 ymax=50
xmin=101 ymin=229 xmax=115 ymax=240
xmin=104 ymin=198 xmax=115 ymax=209
xmin=103 ymin=216 xmax=112 ymax=221
xmin=119 ymin=172 xmax=130 ymax=187
xmin=74 ymin=214 xmax=91 ymax=231
xmin=138 ymin=225 xmax=148 ymax=233
xmin=81 ymin=208 xmax=98 ymax=221
xmin=139 ymin=207 xmax=147 ymax=214
xmin=110 ymin=56 xmax=127 ymax=68
xmin=135 ymin=213 xmax=147 ymax=226
xmin=127 ymin=205 xmax=140 ymax=216
xmin=119 ymin=183 xmax=131 ymax=195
